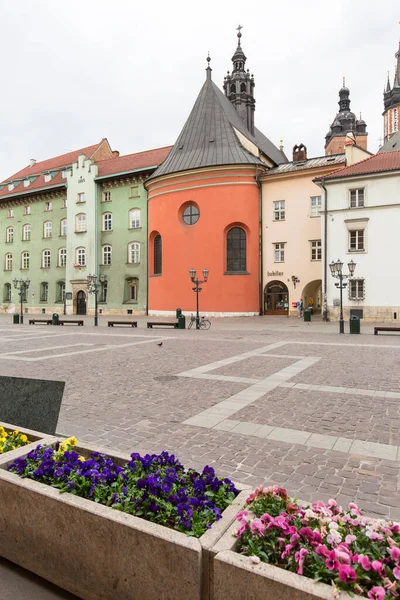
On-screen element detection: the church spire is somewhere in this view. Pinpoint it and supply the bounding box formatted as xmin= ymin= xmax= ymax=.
xmin=383 ymin=38 xmax=400 ymax=142
xmin=206 ymin=52 xmax=212 ymax=80
xmin=325 ymin=80 xmax=367 ymax=154
xmin=394 ymin=40 xmax=400 ymax=87
xmin=223 ymin=26 xmax=256 ymax=135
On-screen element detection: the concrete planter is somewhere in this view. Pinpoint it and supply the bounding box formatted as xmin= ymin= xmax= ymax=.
xmin=0 ymin=440 xmax=248 ymax=600
xmin=212 ymin=520 xmax=364 ymax=600
xmin=0 ymin=422 xmax=56 ymax=463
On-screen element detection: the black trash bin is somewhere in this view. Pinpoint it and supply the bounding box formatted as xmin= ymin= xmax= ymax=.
xmin=303 ymin=308 xmax=311 ymax=323
xmin=13 ymin=313 xmax=20 ymax=324
xmin=52 ymin=313 xmax=60 ymax=326
xmin=349 ymin=315 xmax=360 ymax=334
xmin=178 ymin=314 xmax=186 ymax=329
xmin=176 ymin=308 xmax=182 ymax=318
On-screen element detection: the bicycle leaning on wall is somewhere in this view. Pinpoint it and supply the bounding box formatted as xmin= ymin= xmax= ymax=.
xmin=188 ymin=314 xmax=211 ymax=330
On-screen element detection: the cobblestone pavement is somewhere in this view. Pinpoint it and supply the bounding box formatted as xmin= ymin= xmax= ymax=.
xmin=1 ymin=316 xmax=400 ymax=521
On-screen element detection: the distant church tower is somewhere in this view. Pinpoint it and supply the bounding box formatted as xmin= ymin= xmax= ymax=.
xmin=324 ymin=81 xmax=367 ymax=155
xmin=383 ymin=40 xmax=400 ymax=142
xmin=223 ymin=26 xmax=256 ymax=134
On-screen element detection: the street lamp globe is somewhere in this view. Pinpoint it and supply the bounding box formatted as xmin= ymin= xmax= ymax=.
xmin=336 ymin=259 xmax=343 ymax=274
xmin=329 ymin=261 xmax=336 ymax=276
xmin=348 ymin=260 xmax=356 ymax=276
xmin=189 ymin=268 xmax=196 ymax=281
xmin=202 ymin=268 xmax=209 ymax=281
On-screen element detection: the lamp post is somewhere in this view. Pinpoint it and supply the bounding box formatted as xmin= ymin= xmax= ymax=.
xmin=189 ymin=268 xmax=209 ymax=329
xmin=87 ymin=274 xmax=107 ymax=327
xmin=12 ymin=278 xmax=30 ymax=325
xmin=329 ymin=259 xmax=356 ymax=334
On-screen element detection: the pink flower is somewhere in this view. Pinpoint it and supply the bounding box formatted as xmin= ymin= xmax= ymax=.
xmin=315 ymin=544 xmax=329 ymax=558
xmin=249 ymin=555 xmax=260 ymax=564
xmin=345 ymin=534 xmax=357 ymax=544
xmin=326 ymin=553 xmax=339 ymax=571
xmin=393 ymin=566 xmax=400 ymax=580
xmin=295 ymin=548 xmax=308 ymax=576
xmin=338 ymin=564 xmax=357 ymax=583
xmin=236 ymin=510 xmax=249 ymax=521
xmin=358 ymin=554 xmax=372 ymax=571
xmin=390 ymin=547 xmax=400 ymax=562
xmin=335 ymin=549 xmax=351 ymax=565
xmin=367 ymin=587 xmax=386 ymax=600
xmin=250 ymin=518 xmax=266 ymax=536
xmin=372 ymin=560 xmax=385 ymax=577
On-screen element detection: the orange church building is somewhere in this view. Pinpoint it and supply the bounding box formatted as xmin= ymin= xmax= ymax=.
xmin=146 ymin=31 xmax=287 ymax=315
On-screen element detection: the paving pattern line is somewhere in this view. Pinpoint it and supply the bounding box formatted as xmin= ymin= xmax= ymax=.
xmin=278 ymin=382 xmax=400 ymax=399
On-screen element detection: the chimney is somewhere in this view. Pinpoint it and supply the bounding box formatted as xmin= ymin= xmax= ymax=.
xmin=112 ymin=150 xmax=120 ymax=157
xmin=29 ymin=159 xmax=36 ymax=168
xmin=292 ymin=144 xmax=307 ymax=162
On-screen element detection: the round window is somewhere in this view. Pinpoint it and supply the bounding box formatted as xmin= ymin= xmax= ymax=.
xmin=182 ymin=204 xmax=200 ymax=225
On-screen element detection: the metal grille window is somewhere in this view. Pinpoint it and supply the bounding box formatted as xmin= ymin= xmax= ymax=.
xmin=76 ymin=247 xmax=86 ymax=266
xmin=59 ymin=248 xmax=66 ymax=267
xmin=350 ymin=189 xmax=364 ymax=208
xmin=44 ymin=221 xmax=52 ymax=238
xmin=349 ymin=279 xmax=365 ymax=300
xmin=129 ymin=242 xmax=140 ymax=264
xmin=61 ymin=219 xmax=67 ymax=236
xmin=42 ymin=250 xmax=51 ymax=268
xmin=40 ymin=282 xmax=49 ymax=302
xmin=154 ymin=235 xmax=162 ymax=275
xmin=76 ymin=213 xmax=87 ymax=232
xmin=22 ymin=252 xmax=30 ymax=270
xmin=5 ymin=253 xmax=12 ymax=270
xmin=129 ymin=209 xmax=141 ymax=228
xmin=227 ymin=227 xmax=246 ymax=272
xmin=4 ymin=283 xmax=11 ymax=302
xmin=128 ymin=278 xmax=138 ymax=301
xmin=103 ymin=213 xmax=112 ymax=231
xmin=182 ymin=205 xmax=200 ymax=225
xmin=23 ymin=224 xmax=31 ymax=241
xmin=310 ymin=196 xmax=322 ymax=217
xmin=103 ymin=245 xmax=112 ymax=265
xmin=349 ymin=230 xmax=364 ymax=251
xmin=311 ymin=240 xmax=322 ymax=261
xmin=274 ymin=243 xmax=285 ymax=263
xmin=100 ymin=281 xmax=108 ymax=303
xmin=273 ymin=201 xmax=285 ymax=221
xmin=6 ymin=227 xmax=14 ymax=243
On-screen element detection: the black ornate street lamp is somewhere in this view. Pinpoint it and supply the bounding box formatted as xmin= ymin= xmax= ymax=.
xmin=12 ymin=278 xmax=30 ymax=325
xmin=189 ymin=268 xmax=209 ymax=329
xmin=329 ymin=259 xmax=356 ymax=334
xmin=87 ymin=274 xmax=107 ymax=327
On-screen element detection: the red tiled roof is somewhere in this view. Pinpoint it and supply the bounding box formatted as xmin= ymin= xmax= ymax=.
xmin=4 ymin=140 xmax=107 ymax=181
xmin=0 ymin=171 xmax=66 ymax=199
xmin=96 ymin=146 xmax=173 ymax=178
xmin=323 ymin=150 xmax=400 ymax=180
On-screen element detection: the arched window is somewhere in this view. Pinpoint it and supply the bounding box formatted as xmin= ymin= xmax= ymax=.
xmin=103 ymin=213 xmax=112 ymax=231
xmin=102 ymin=245 xmax=112 ymax=265
xmin=99 ymin=280 xmax=107 ymax=303
xmin=42 ymin=249 xmax=51 ymax=268
xmin=240 ymin=83 xmax=246 ymax=92
xmin=59 ymin=248 xmax=67 ymax=267
xmin=6 ymin=227 xmax=14 ymax=243
xmin=76 ymin=247 xmax=86 ymax=266
xmin=21 ymin=252 xmax=30 ymax=270
xmin=60 ymin=218 xmax=67 ymax=236
xmin=230 ymin=84 xmax=236 ymax=94
xmin=154 ymin=234 xmax=162 ymax=275
xmin=23 ymin=224 xmax=31 ymax=241
xmin=129 ymin=209 xmax=141 ymax=228
xmin=128 ymin=242 xmax=140 ymax=264
xmin=126 ymin=277 xmax=139 ymax=302
xmin=75 ymin=213 xmax=87 ymax=233
xmin=44 ymin=221 xmax=52 ymax=238
xmin=226 ymin=227 xmax=246 ymax=273
xmin=40 ymin=282 xmax=49 ymax=302
xmin=3 ymin=283 xmax=11 ymax=302
xmin=56 ymin=281 xmax=65 ymax=303
xmin=5 ymin=253 xmax=12 ymax=270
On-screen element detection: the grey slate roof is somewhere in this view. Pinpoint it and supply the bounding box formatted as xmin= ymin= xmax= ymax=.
xmin=149 ymin=77 xmax=287 ymax=180
xmin=262 ymin=154 xmax=345 ymax=176
xmin=378 ymin=131 xmax=400 ymax=153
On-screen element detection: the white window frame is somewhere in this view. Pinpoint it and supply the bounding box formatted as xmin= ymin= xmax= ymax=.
xmin=22 ymin=252 xmax=30 ymax=270
xmin=23 ymin=224 xmax=31 ymax=241
xmin=44 ymin=201 xmax=52 ymax=212
xmin=311 ymin=240 xmax=322 ymax=261
xmin=59 ymin=248 xmax=67 ymax=267
xmin=129 ymin=242 xmax=140 ymax=264
xmin=100 ymin=281 xmax=108 ymax=303
xmin=44 ymin=221 xmax=52 ymax=238
xmin=103 ymin=191 xmax=111 ymax=202
xmin=75 ymin=213 xmax=87 ymax=233
xmin=6 ymin=227 xmax=14 ymax=243
xmin=103 ymin=213 xmax=112 ymax=231
xmin=349 ymin=278 xmax=365 ymax=300
xmin=349 ymin=188 xmax=364 ymax=208
xmin=42 ymin=250 xmax=51 ymax=268
xmin=129 ymin=209 xmax=141 ymax=229
xmin=77 ymin=192 xmax=85 ymax=204
xmin=128 ymin=278 xmax=138 ymax=301
xmin=60 ymin=219 xmax=67 ymax=236
xmin=102 ymin=245 xmax=112 ymax=265
xmin=40 ymin=282 xmax=49 ymax=302
xmin=349 ymin=229 xmax=364 ymax=251
xmin=8 ymin=209 xmax=14 ymax=218
xmin=24 ymin=206 xmax=31 ymax=215
xmin=76 ymin=247 xmax=86 ymax=266
xmin=310 ymin=196 xmax=322 ymax=217
xmin=273 ymin=200 xmax=285 ymax=221
xmin=62 ymin=198 xmax=67 ymax=208
xmin=5 ymin=253 xmax=13 ymax=270
xmin=274 ymin=242 xmax=285 ymax=263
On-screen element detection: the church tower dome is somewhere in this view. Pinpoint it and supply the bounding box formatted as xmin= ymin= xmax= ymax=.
xmin=383 ymin=40 xmax=400 ymax=142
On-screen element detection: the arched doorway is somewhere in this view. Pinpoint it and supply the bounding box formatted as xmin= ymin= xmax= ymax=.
xmin=301 ymin=280 xmax=322 ymax=314
xmin=264 ymin=281 xmax=289 ymax=315
xmin=76 ymin=290 xmax=86 ymax=315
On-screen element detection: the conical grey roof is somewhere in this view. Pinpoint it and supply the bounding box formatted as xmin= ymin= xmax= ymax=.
xmin=150 ymin=77 xmax=286 ymax=180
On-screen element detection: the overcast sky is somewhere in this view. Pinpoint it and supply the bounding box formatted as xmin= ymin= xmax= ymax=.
xmin=1 ymin=0 xmax=399 ymax=180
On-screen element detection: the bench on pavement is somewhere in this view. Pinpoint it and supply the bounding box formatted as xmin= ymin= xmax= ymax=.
xmin=374 ymin=326 xmax=400 ymax=335
xmin=58 ymin=320 xmax=84 ymax=326
xmin=108 ymin=321 xmax=138 ymax=327
xmin=147 ymin=321 xmax=178 ymax=329
xmin=29 ymin=319 xmax=52 ymax=325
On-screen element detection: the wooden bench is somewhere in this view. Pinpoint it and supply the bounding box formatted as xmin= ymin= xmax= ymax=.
xmin=29 ymin=319 xmax=52 ymax=325
xmin=147 ymin=321 xmax=178 ymax=329
xmin=58 ymin=320 xmax=84 ymax=326
xmin=374 ymin=326 xmax=400 ymax=335
xmin=108 ymin=321 xmax=138 ymax=327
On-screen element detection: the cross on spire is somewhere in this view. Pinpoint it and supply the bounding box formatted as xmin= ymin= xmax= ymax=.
xmin=237 ymin=24 xmax=243 ymax=44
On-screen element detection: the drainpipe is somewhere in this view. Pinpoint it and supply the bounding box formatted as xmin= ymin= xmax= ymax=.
xmin=145 ymin=178 xmax=149 ymax=317
xmin=255 ymin=167 xmax=263 ymax=316
xmin=320 ymin=178 xmax=328 ymax=322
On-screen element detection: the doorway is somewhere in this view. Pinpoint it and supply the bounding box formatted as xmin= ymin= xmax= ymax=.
xmin=264 ymin=281 xmax=289 ymax=315
xmin=76 ymin=290 xmax=86 ymax=315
